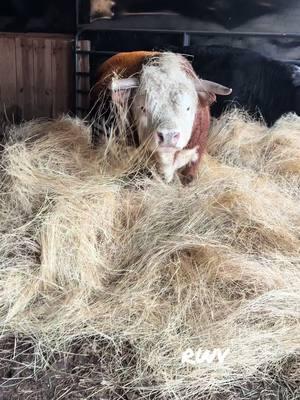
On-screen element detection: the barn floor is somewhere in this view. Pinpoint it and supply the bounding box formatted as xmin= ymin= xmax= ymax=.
xmin=0 ymin=336 xmax=298 ymax=399
xmin=0 ymin=111 xmax=300 ymax=399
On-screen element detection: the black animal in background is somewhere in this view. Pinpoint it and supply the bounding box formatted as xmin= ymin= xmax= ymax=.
xmin=92 ymin=0 xmax=297 ymax=29
xmin=178 ymin=46 xmax=300 ymax=126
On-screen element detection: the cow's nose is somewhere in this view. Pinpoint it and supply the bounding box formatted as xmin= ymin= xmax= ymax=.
xmin=157 ymin=132 xmax=164 ymax=144
xmin=156 ymin=131 xmax=180 ymax=146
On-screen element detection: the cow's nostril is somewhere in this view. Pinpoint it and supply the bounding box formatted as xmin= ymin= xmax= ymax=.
xmin=172 ymin=132 xmax=180 ymax=144
xmin=157 ymin=132 xmax=164 ymax=144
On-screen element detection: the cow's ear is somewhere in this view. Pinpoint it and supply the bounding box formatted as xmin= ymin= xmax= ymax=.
xmin=111 ymin=88 xmax=131 ymax=106
xmin=196 ymin=79 xmax=232 ymax=105
xmin=197 ymin=91 xmax=217 ymax=106
xmin=111 ymin=77 xmax=139 ymax=91
xmin=110 ymin=77 xmax=139 ymax=105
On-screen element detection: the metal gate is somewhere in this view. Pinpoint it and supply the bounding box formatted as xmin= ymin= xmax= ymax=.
xmin=75 ymin=0 xmax=300 ymax=118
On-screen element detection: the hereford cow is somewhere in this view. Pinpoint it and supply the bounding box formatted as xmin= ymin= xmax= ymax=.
xmin=91 ymin=51 xmax=231 ymax=183
xmin=177 ymin=45 xmax=300 ymax=126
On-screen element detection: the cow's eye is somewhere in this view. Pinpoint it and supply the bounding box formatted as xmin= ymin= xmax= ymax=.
xmin=187 ymin=107 xmax=190 ymax=111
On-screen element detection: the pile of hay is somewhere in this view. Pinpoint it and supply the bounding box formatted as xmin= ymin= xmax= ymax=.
xmin=0 ymin=111 xmax=299 ymax=399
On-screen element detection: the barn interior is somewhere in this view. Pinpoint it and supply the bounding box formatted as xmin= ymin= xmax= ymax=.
xmin=0 ymin=2 xmax=300 ymax=399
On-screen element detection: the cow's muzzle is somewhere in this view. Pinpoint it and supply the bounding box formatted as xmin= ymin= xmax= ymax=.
xmin=154 ymin=131 xmax=180 ymax=147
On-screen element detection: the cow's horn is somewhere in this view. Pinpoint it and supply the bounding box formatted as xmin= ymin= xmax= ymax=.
xmin=111 ymin=77 xmax=139 ymax=91
xmin=196 ymin=79 xmax=232 ymax=95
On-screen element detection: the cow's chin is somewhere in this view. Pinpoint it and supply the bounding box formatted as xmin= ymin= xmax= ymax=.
xmin=138 ymin=134 xmax=177 ymax=153
xmin=148 ymin=143 xmax=179 ymax=155
xmin=157 ymin=146 xmax=178 ymax=153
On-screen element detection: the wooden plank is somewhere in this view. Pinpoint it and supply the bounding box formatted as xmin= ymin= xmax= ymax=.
xmin=33 ymin=38 xmax=53 ymax=118
xmin=15 ymin=36 xmax=24 ymax=119
xmin=16 ymin=36 xmax=35 ymax=120
xmin=52 ymin=38 xmax=74 ymax=117
xmin=0 ymin=37 xmax=17 ymax=116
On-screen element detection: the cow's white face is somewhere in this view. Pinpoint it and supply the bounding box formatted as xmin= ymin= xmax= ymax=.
xmin=132 ymin=81 xmax=198 ymax=151
xmin=131 ymin=54 xmax=198 ymax=152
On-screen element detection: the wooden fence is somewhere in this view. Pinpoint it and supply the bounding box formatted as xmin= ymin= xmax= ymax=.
xmin=0 ymin=33 xmax=74 ymax=121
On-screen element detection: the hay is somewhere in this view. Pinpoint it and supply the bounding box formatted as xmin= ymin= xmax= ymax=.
xmin=208 ymin=109 xmax=300 ymax=181
xmin=0 ymin=111 xmax=299 ymax=399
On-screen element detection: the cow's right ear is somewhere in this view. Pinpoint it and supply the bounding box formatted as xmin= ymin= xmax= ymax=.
xmin=110 ymin=77 xmax=139 ymax=105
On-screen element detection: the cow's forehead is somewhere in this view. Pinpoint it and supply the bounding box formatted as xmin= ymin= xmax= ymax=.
xmin=138 ymin=68 xmax=196 ymax=104
xmin=139 ymin=53 xmax=195 ymax=89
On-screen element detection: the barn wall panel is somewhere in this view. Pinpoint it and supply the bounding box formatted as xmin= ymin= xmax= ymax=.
xmin=0 ymin=33 xmax=74 ymax=121
xmin=0 ymin=37 xmax=17 ymax=117
xmin=32 ymin=38 xmax=53 ymax=118
xmin=52 ymin=39 xmax=74 ymax=116
xmin=16 ymin=37 xmax=35 ymax=120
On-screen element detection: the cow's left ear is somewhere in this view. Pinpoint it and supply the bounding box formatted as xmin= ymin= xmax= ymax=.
xmin=111 ymin=77 xmax=139 ymax=91
xmin=111 ymin=89 xmax=131 ymax=106
xmin=195 ymin=79 xmax=232 ymax=105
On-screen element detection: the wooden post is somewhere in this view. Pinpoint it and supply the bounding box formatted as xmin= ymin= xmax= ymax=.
xmin=76 ymin=40 xmax=91 ymax=118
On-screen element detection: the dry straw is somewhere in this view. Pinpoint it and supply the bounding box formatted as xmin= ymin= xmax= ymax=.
xmin=0 ymin=111 xmax=299 ymax=399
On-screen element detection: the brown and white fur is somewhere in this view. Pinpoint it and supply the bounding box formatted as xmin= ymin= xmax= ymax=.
xmin=90 ymin=0 xmax=116 ymax=19
xmin=91 ymin=51 xmax=231 ymax=183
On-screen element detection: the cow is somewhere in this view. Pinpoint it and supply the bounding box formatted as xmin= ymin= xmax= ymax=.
xmin=90 ymin=0 xmax=297 ymax=29
xmin=90 ymin=51 xmax=231 ymax=183
xmin=174 ymin=46 xmax=300 ymax=127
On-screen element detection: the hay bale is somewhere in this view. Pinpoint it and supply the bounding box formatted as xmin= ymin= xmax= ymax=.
xmin=0 ymin=112 xmax=299 ymax=399
xmin=208 ymin=110 xmax=300 ymax=180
